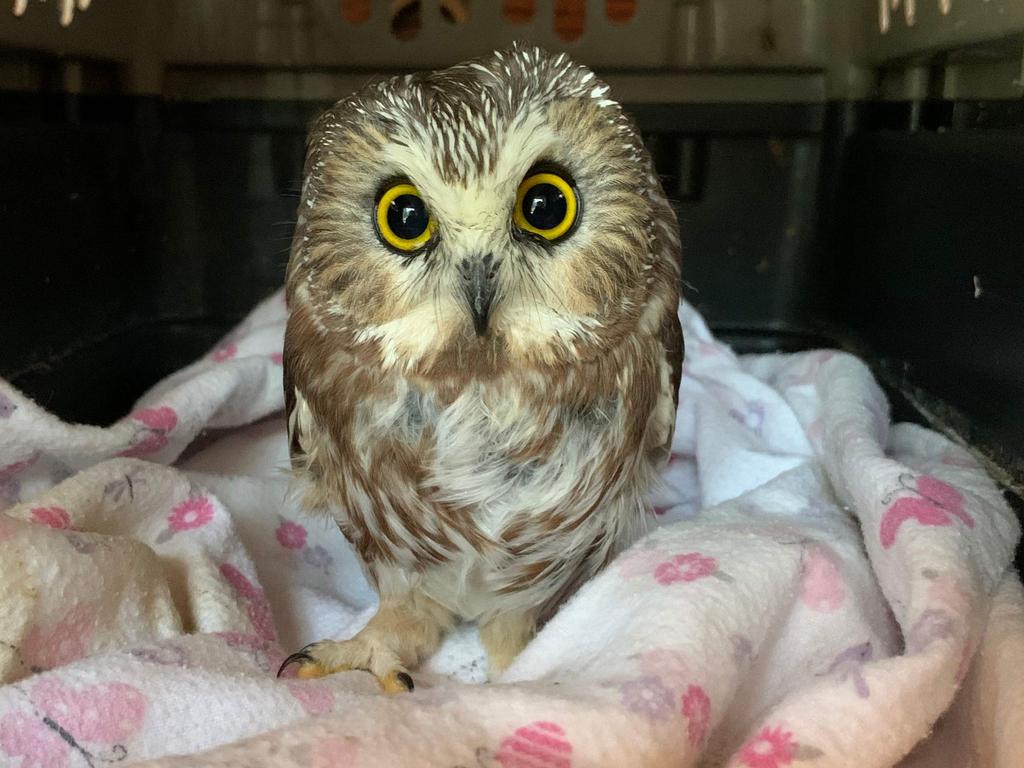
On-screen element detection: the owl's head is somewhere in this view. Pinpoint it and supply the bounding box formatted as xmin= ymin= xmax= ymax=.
xmin=287 ymin=44 xmax=679 ymax=380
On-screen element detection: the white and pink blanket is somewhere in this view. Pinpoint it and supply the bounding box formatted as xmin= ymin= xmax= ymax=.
xmin=0 ymin=291 xmax=1021 ymax=768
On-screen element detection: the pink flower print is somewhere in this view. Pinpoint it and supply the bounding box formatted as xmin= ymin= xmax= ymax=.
xmin=739 ymin=726 xmax=796 ymax=768
xmin=157 ymin=495 xmax=215 ymax=543
xmin=286 ymin=681 xmax=335 ymax=716
xmin=167 ymin=496 xmax=214 ymax=532
xmin=799 ymin=545 xmax=845 ymax=612
xmin=29 ymin=506 xmax=72 ymax=530
xmin=496 ymin=721 xmax=572 ymax=768
xmin=0 ymin=712 xmax=68 ymax=768
xmin=269 ymin=352 xmax=284 ymax=365
xmin=618 ymin=676 xmax=674 ymax=721
xmin=220 ymin=564 xmax=277 ymax=643
xmin=682 ymin=685 xmax=711 ymax=746
xmin=880 ymin=474 xmax=974 ymax=549
xmin=120 ymin=406 xmax=177 ymax=458
xmin=22 ymin=604 xmax=97 ymax=671
xmin=276 ymin=520 xmax=308 ymax=550
xmin=211 ymin=343 xmax=238 ymax=362
xmin=654 ymin=553 xmax=718 ymax=585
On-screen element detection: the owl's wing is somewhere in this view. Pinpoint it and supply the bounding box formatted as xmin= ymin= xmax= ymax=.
xmin=282 ymin=343 xmax=323 ymax=479
xmin=661 ymin=304 xmax=683 ymax=416
xmin=655 ymin=301 xmax=684 ymax=465
xmin=282 ymin=349 xmax=303 ymax=465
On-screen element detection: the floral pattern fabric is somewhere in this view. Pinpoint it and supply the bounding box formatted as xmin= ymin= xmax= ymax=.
xmin=0 ymin=294 xmax=1018 ymax=768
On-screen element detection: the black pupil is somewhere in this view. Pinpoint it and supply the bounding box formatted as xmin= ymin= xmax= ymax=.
xmin=521 ymin=183 xmax=568 ymax=231
xmin=386 ymin=194 xmax=429 ymax=240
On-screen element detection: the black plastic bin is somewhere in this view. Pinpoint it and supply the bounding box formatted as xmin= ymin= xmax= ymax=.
xmin=1 ymin=89 xmax=1022 ymax=566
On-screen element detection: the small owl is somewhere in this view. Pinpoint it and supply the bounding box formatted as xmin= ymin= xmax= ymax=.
xmin=279 ymin=44 xmax=682 ymax=691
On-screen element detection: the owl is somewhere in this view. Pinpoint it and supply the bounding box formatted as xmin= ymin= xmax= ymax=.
xmin=279 ymin=44 xmax=682 ymax=692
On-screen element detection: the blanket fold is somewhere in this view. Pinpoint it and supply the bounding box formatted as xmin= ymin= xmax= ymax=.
xmin=0 ymin=292 xmax=1019 ymax=768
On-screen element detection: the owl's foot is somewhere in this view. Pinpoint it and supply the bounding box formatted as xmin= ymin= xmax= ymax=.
xmin=278 ymin=638 xmax=415 ymax=693
xmin=277 ymin=589 xmax=454 ymax=694
xmin=480 ymin=611 xmax=536 ymax=680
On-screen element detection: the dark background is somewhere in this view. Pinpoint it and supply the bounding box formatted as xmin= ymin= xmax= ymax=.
xmin=1 ymin=92 xmax=1023 ymax=513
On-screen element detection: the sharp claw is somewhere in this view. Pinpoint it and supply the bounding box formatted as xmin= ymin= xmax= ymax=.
xmin=396 ymin=671 xmax=414 ymax=691
xmin=278 ymin=651 xmax=314 ymax=678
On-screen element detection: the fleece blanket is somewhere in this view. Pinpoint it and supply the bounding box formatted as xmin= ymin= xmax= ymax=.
xmin=0 ymin=290 xmax=1021 ymax=768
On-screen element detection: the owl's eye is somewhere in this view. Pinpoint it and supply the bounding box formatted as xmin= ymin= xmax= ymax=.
xmin=375 ymin=183 xmax=436 ymax=252
xmin=514 ymin=172 xmax=579 ymax=241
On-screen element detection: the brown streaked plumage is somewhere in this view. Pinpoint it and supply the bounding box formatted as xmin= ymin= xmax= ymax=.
xmin=279 ymin=43 xmax=683 ymax=689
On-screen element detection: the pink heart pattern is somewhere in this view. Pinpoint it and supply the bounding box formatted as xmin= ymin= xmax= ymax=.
xmin=119 ymin=407 xmax=178 ymax=458
xmin=31 ymin=680 xmax=146 ymax=743
xmin=0 ymin=712 xmax=68 ymax=768
xmin=879 ymin=475 xmax=974 ymax=549
xmin=654 ymin=553 xmax=718 ymax=585
xmin=799 ymin=544 xmax=846 ymax=612
xmin=495 ymin=721 xmax=572 ymax=768
xmin=21 ymin=604 xmax=97 ymax=671
xmin=0 ymin=679 xmax=147 ymax=768
xmin=220 ymin=564 xmax=278 ymax=643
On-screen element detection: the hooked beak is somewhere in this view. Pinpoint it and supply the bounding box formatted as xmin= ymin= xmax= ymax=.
xmin=458 ymin=254 xmax=500 ymax=337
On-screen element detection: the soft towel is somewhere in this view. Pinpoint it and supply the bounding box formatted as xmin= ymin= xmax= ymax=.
xmin=0 ymin=291 xmax=1020 ymax=768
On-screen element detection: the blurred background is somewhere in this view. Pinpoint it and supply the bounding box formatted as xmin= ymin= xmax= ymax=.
xmin=0 ymin=1 xmax=1022 ymax=511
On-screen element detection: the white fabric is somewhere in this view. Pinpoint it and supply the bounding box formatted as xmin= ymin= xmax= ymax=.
xmin=0 ymin=291 xmax=1020 ymax=768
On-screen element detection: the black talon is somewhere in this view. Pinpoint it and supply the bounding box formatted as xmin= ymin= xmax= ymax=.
xmin=396 ymin=671 xmax=415 ymax=691
xmin=278 ymin=651 xmax=314 ymax=678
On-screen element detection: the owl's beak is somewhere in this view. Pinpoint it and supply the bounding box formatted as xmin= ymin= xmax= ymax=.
xmin=458 ymin=254 xmax=499 ymax=337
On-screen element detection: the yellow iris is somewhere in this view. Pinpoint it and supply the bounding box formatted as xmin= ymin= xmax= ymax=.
xmin=375 ymin=183 xmax=435 ymax=252
xmin=513 ymin=172 xmax=578 ymax=240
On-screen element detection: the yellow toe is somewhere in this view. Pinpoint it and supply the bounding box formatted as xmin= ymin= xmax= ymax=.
xmin=296 ymin=663 xmax=329 ymax=679
xmin=379 ymin=670 xmax=414 ymax=694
